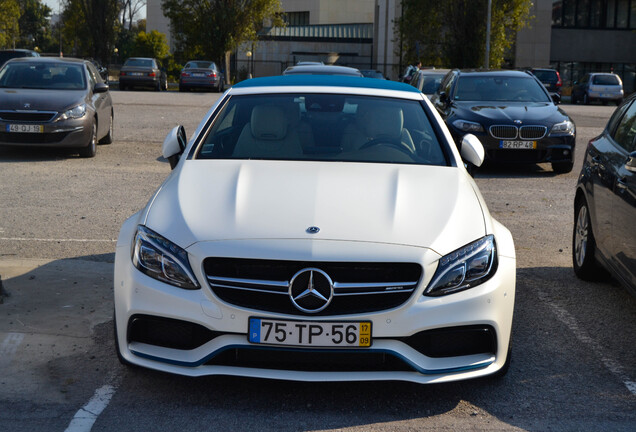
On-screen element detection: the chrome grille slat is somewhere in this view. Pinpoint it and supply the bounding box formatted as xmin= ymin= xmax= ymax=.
xmin=489 ymin=125 xmax=517 ymax=139
xmin=519 ymin=125 xmax=547 ymax=140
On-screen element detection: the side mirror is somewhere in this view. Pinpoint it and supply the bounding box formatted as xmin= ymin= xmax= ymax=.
xmin=551 ymin=93 xmax=561 ymax=104
xmin=626 ymin=151 xmax=636 ymax=173
xmin=162 ymin=125 xmax=187 ymax=170
xmin=460 ymin=134 xmax=485 ymax=167
xmin=94 ymin=82 xmax=109 ymax=93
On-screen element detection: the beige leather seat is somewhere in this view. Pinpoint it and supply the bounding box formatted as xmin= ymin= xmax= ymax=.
xmin=233 ymin=105 xmax=303 ymax=158
xmin=341 ymin=105 xmax=415 ymax=153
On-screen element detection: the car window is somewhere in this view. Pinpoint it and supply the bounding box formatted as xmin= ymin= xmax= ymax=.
xmin=86 ymin=63 xmax=99 ymax=86
xmin=196 ymin=93 xmax=448 ymax=166
xmin=532 ymin=70 xmax=556 ymax=82
xmin=124 ymin=58 xmax=152 ymax=68
xmin=454 ymin=76 xmax=550 ymax=102
xmin=592 ymin=75 xmax=620 ymax=85
xmin=0 ymin=62 xmax=86 ymax=90
xmin=612 ymin=101 xmax=636 ymax=152
xmin=187 ymin=61 xmax=213 ymax=69
xmin=421 ymin=75 xmax=444 ymax=94
xmin=440 ymin=72 xmax=455 ymax=95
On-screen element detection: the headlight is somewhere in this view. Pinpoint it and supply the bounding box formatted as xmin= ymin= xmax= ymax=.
xmin=452 ymin=119 xmax=484 ymax=133
xmin=131 ymin=225 xmax=199 ymax=290
xmin=57 ymin=103 xmax=87 ymax=121
xmin=549 ymin=120 xmax=575 ymax=136
xmin=425 ymin=235 xmax=497 ymax=296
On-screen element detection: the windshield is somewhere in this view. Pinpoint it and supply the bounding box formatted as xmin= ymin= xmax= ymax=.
xmin=124 ymin=58 xmax=153 ymax=68
xmin=420 ymin=75 xmax=445 ymax=93
xmin=0 ymin=62 xmax=86 ymax=90
xmin=196 ymin=93 xmax=448 ymax=166
xmin=455 ymin=76 xmax=550 ymax=102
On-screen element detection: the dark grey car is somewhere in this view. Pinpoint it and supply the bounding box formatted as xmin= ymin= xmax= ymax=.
xmin=119 ymin=57 xmax=168 ymax=91
xmin=0 ymin=57 xmax=113 ymax=158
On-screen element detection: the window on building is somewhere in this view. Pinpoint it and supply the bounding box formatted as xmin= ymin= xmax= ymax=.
xmin=283 ymin=11 xmax=310 ymax=26
xmin=553 ymin=0 xmax=635 ymax=28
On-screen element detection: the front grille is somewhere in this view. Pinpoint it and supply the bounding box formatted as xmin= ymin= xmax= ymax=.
xmin=204 ymin=258 xmax=422 ymax=316
xmin=489 ymin=125 xmax=517 ymax=139
xmin=0 ymin=111 xmax=57 ymax=122
xmin=0 ymin=131 xmax=70 ymax=144
xmin=206 ymin=347 xmax=415 ymax=372
xmin=519 ymin=125 xmax=547 ymax=140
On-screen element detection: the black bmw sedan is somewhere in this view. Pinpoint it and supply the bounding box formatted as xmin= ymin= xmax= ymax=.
xmin=431 ymin=70 xmax=576 ymax=173
xmin=573 ymin=93 xmax=636 ymax=296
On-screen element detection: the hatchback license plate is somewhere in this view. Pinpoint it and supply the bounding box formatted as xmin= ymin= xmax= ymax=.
xmin=248 ymin=317 xmax=372 ymax=347
xmin=7 ymin=124 xmax=43 ymax=133
xmin=500 ymin=140 xmax=536 ymax=149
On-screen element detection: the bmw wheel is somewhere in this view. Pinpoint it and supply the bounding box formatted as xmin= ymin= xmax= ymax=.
xmin=79 ymin=120 xmax=97 ymax=158
xmin=573 ymin=197 xmax=600 ymax=280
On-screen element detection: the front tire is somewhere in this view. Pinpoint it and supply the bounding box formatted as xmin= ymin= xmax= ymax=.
xmin=583 ymin=93 xmax=590 ymax=105
xmin=552 ymin=161 xmax=573 ymax=173
xmin=573 ymin=198 xmax=600 ymax=280
xmin=79 ymin=120 xmax=97 ymax=158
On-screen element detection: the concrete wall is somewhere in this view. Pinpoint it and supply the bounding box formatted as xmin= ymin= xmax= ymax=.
xmin=515 ymin=0 xmax=551 ymax=68
xmin=284 ymin=0 xmax=374 ymax=24
xmin=373 ymin=0 xmax=401 ymax=80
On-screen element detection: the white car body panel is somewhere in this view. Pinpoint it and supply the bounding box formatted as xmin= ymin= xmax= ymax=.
xmin=114 ymin=78 xmax=516 ymax=384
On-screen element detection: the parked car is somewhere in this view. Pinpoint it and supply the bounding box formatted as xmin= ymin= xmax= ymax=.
xmin=0 ymin=57 xmax=114 ymax=158
xmin=529 ymin=68 xmax=562 ymax=97
xmin=411 ymin=69 xmax=450 ymax=99
xmin=571 ymin=73 xmax=624 ymax=105
xmin=360 ymin=69 xmax=387 ymax=79
xmin=283 ymin=64 xmax=363 ymax=77
xmin=573 ymin=92 xmax=636 ymax=296
xmin=430 ymin=69 xmax=576 ymax=173
xmin=179 ymin=60 xmax=224 ymax=92
xmin=119 ymin=57 xmax=167 ymax=91
xmin=114 ymin=74 xmax=516 ymax=384
xmin=0 ymin=49 xmax=39 ymax=68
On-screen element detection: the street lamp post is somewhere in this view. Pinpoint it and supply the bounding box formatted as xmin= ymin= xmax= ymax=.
xmin=485 ymin=0 xmax=492 ymax=69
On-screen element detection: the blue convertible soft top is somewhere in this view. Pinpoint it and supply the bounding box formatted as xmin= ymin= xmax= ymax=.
xmin=232 ymin=74 xmax=420 ymax=93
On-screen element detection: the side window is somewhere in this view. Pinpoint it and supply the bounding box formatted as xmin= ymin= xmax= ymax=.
xmin=612 ymin=101 xmax=636 ymax=152
xmin=443 ymin=73 xmax=456 ymax=97
xmin=86 ymin=64 xmax=100 ymax=84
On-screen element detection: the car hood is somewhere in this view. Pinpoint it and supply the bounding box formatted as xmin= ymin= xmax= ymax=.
xmin=0 ymin=88 xmax=86 ymax=112
xmin=452 ymin=101 xmax=568 ymax=125
xmin=143 ymin=160 xmax=487 ymax=256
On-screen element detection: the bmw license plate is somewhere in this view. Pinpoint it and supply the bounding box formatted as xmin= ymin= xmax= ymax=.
xmin=500 ymin=140 xmax=536 ymax=149
xmin=248 ymin=317 xmax=372 ymax=347
xmin=7 ymin=124 xmax=43 ymax=133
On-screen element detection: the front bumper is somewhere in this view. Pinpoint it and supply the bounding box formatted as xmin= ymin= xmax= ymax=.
xmin=0 ymin=118 xmax=91 ymax=148
xmin=450 ymin=128 xmax=575 ymax=164
xmin=114 ymin=219 xmax=516 ymax=384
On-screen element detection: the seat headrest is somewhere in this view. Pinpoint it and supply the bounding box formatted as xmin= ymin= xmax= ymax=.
xmin=361 ymin=106 xmax=404 ymax=139
xmin=250 ymin=105 xmax=288 ymax=140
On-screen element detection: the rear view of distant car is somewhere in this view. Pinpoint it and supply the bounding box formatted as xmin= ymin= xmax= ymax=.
xmin=179 ymin=60 xmax=224 ymax=92
xmin=572 ymin=73 xmax=623 ymax=105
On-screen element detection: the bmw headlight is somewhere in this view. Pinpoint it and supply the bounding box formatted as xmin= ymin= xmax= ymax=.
xmin=549 ymin=120 xmax=575 ymax=136
xmin=452 ymin=119 xmax=484 ymax=133
xmin=57 ymin=103 xmax=87 ymax=121
xmin=425 ymin=235 xmax=497 ymax=296
xmin=131 ymin=225 xmax=199 ymax=290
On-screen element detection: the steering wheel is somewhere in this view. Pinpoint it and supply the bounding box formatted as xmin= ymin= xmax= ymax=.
xmin=358 ymin=137 xmax=415 ymax=157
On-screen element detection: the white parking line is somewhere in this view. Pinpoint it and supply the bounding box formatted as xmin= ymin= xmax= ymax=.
xmin=537 ymin=289 xmax=636 ymax=396
xmin=0 ymin=333 xmax=24 ymax=367
xmin=0 ymin=237 xmax=116 ymax=243
xmin=64 ymin=384 xmax=118 ymax=432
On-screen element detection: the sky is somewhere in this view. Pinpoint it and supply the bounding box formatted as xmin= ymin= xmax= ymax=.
xmin=42 ymin=1 xmax=147 ymax=20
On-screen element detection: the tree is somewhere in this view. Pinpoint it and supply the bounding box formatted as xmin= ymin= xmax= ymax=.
xmin=397 ymin=0 xmax=532 ymax=69
xmin=119 ymin=0 xmax=146 ymax=31
xmin=134 ymin=30 xmax=169 ymax=59
xmin=17 ymin=0 xmax=52 ymax=50
xmin=161 ymin=0 xmax=284 ymax=64
xmin=0 ymin=0 xmax=20 ymax=49
xmin=61 ymin=0 xmax=120 ymax=63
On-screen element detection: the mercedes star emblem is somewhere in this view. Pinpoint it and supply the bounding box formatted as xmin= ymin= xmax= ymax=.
xmin=289 ymin=268 xmax=333 ymax=313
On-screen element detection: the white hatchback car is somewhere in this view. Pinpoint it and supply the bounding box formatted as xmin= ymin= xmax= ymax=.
xmin=114 ymin=75 xmax=516 ymax=384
